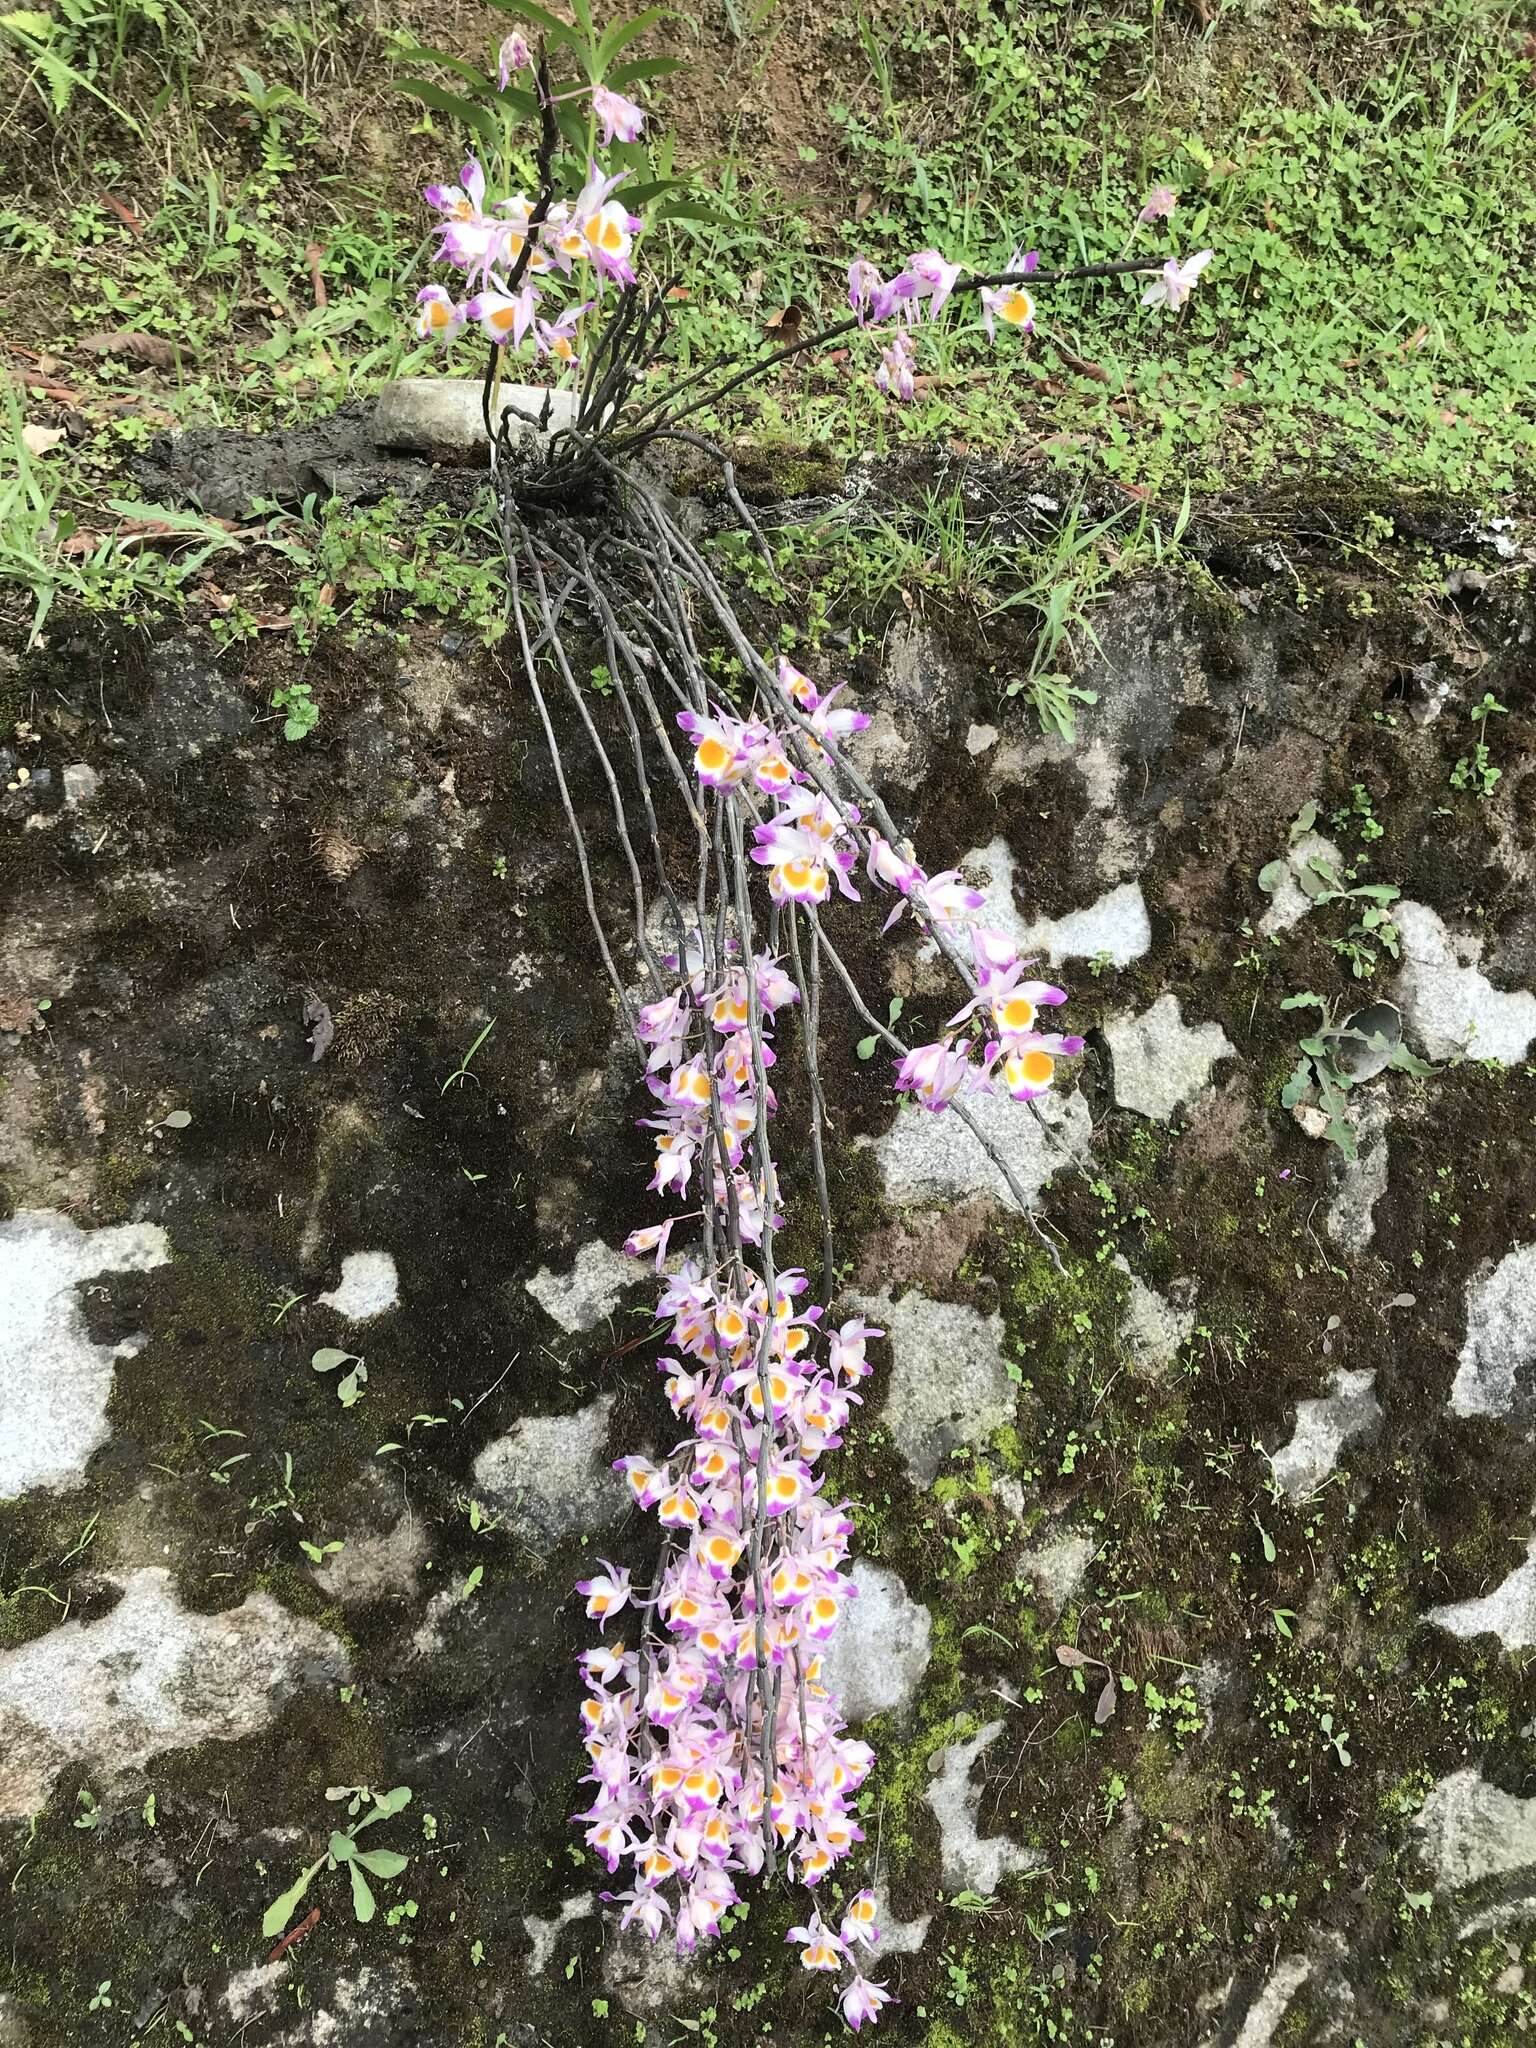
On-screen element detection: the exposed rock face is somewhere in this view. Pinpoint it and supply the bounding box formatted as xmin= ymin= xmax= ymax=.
xmin=1269 ymin=1368 xmax=1382 ymax=1498
xmin=471 ymin=1393 xmax=622 ymax=1547
xmin=818 ymin=1560 xmax=932 ymax=1721
xmin=0 ymin=1210 xmax=169 ymax=1498
xmin=315 ymin=1249 xmax=400 ymax=1320
xmin=925 ymin=1721 xmax=1041 ymax=1893
xmin=1415 ymin=1769 xmax=1536 ymax=1890
xmin=1392 ymin=901 xmax=1536 ymax=1064
xmin=0 ymin=1569 xmax=348 ymax=1819
xmin=874 ymin=1082 xmax=1092 ymax=1209
xmin=1103 ymin=993 xmax=1236 ymax=1121
xmin=1449 ymin=1243 xmax=1536 ymax=1419
xmin=1428 ymin=1540 xmax=1536 ymax=1651
xmin=848 ymin=1287 xmax=1013 ymax=1486
xmin=525 ymin=1240 xmax=636 ymax=1334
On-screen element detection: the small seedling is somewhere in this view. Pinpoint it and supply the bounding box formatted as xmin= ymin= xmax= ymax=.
xmin=312 ymin=1347 xmax=367 ymax=1407
xmin=271 ymin=679 xmax=319 ymax=741
xmin=151 ymin=1108 xmax=193 ymax=1133
xmin=262 ymin=1785 xmax=413 ymax=1937
xmin=88 ymin=1982 xmax=112 ymax=2013
xmin=1280 ymin=993 xmax=1435 ymax=1158
xmin=442 ymin=1019 xmax=496 ymax=1093
xmin=1449 ymin=691 xmax=1508 ymax=799
xmin=856 ymin=995 xmax=903 ymax=1059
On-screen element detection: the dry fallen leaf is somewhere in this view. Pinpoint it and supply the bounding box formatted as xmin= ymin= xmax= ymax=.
xmin=21 ymin=424 xmax=65 ymax=457
xmin=78 ymin=330 xmax=184 ymax=370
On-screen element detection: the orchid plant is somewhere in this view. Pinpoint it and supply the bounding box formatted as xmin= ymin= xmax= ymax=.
xmin=401 ymin=18 xmax=1213 ymax=2029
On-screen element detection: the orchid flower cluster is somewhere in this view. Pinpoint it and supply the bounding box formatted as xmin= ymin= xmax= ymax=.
xmin=844 ymin=182 xmax=1213 ymax=402
xmin=413 ymin=38 xmax=648 ymax=363
xmin=686 ymin=656 xmax=1086 ymax=1116
xmin=578 ymin=653 xmax=1081 ymax=2030
xmin=577 ymin=938 xmax=894 ymax=2028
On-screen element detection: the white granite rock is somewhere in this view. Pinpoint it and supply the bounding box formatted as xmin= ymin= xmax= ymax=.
xmin=925 ymin=1720 xmax=1041 ymax=1893
xmin=1325 ymin=1095 xmax=1390 ymax=1255
xmin=1017 ymin=1530 xmax=1097 ymax=1609
xmin=941 ymin=838 xmax=1151 ymax=969
xmin=1231 ymin=1956 xmax=1313 ymax=2048
xmin=1269 ymin=1369 xmax=1381 ymax=1498
xmin=0 ymin=1567 xmax=348 ymax=1818
xmin=1257 ymin=833 xmax=1344 ymax=938
xmin=819 ymin=1561 xmax=932 ymax=1722
xmin=471 ymin=1392 xmax=621 ymax=1548
xmin=1392 ymin=901 xmax=1536 ymax=1064
xmin=0 ymin=1209 xmax=169 ymax=1499
xmin=1429 ymin=1540 xmax=1536 ymax=1651
xmin=526 ymin=1240 xmax=636 ymax=1335
xmin=1103 ymin=994 xmax=1235 ymax=1121
xmin=1449 ymin=1244 xmax=1536 ymax=1419
xmin=1116 ymin=1258 xmax=1195 ymax=1373
xmin=316 ymin=1250 xmax=399 ymax=1321
xmin=524 ymin=1894 xmax=595 ymax=1975
xmin=371 ymin=377 xmax=578 ymax=460
xmin=875 ymin=1083 xmax=1092 ymax=1211
xmin=848 ymin=1288 xmax=1014 ymax=1486
xmin=1415 ymin=1768 xmax=1536 ymax=1889
xmin=313 ymin=1516 xmax=429 ymax=1607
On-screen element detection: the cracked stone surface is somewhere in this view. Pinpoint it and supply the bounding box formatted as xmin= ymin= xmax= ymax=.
xmin=819 ymin=1560 xmax=932 ymax=1722
xmin=1229 ymin=1956 xmax=1313 ymax=2047
xmin=1392 ymin=900 xmax=1536 ymax=1063
xmin=525 ymin=1239 xmax=636 ymax=1334
xmin=1269 ymin=1368 xmax=1381 ymax=1498
xmin=1116 ymin=1256 xmax=1195 ymax=1374
xmin=925 ymin=1720 xmax=1041 ymax=1893
xmin=1428 ymin=1540 xmax=1536 ymax=1650
xmin=0 ymin=1208 xmax=170 ymax=1499
xmin=1017 ymin=1529 xmax=1097 ymax=1609
xmin=471 ymin=1393 xmax=621 ymax=1547
xmin=945 ymin=838 xmax=1151 ymax=968
xmin=1104 ymin=993 xmax=1236 ymax=1122
xmin=0 ymin=1568 xmax=348 ymax=1819
xmin=313 ymin=1515 xmax=429 ymax=1608
xmin=1448 ymin=1243 xmax=1536 ymax=1419
xmin=1415 ymin=1768 xmax=1536 ymax=1890
xmin=1257 ymin=832 xmax=1344 ymax=937
xmin=849 ymin=1287 xmax=1014 ymax=1486
xmin=1325 ymin=1096 xmax=1391 ymax=1255
xmin=874 ymin=1082 xmax=1092 ymax=1211
xmin=315 ymin=1249 xmax=399 ymax=1321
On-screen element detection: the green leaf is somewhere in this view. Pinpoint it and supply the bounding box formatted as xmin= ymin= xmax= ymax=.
xmin=336 ymin=1365 xmax=367 ymax=1408
xmin=160 ymin=1109 xmax=193 ymax=1129
xmin=390 ymin=79 xmax=498 ymax=149
xmin=597 ymin=5 xmax=672 ymax=71
xmin=1279 ymin=992 xmax=1327 ymax=1013
xmin=606 ymin=55 xmax=683 ymax=87
xmin=855 ymin=1035 xmax=877 ymax=1061
xmin=1256 ymin=859 xmax=1286 ymax=895
xmin=461 ymin=1564 xmax=484 ymax=1600
xmin=1388 ymin=1043 xmax=1437 ymax=1077
xmin=390 ymin=46 xmax=494 ymax=95
xmin=353 ymin=1847 xmax=409 ymax=1880
xmin=328 ymin=1830 xmax=357 ymax=1863
xmin=354 ymin=1786 xmax=413 ymax=1833
xmin=261 ymin=1860 xmax=321 ymax=1938
xmin=348 ymin=1861 xmax=377 ymax=1923
xmin=1288 ymin=799 xmax=1318 ymax=842
xmin=1279 ymin=1057 xmax=1312 ymax=1109
xmin=311 ymin=1348 xmax=356 ymax=1372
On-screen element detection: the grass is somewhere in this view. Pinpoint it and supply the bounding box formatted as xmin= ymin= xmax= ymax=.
xmin=1 ymin=0 xmax=1531 ymax=650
